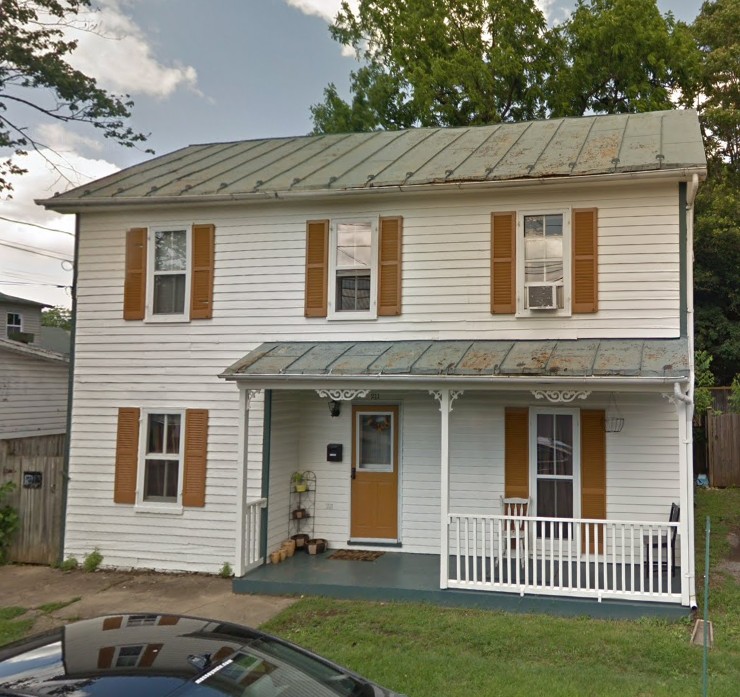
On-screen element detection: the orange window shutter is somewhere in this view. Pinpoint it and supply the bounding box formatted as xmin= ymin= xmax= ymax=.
xmin=491 ymin=212 xmax=516 ymax=314
xmin=581 ymin=409 xmax=606 ymax=553
xmin=183 ymin=409 xmax=208 ymax=507
xmin=378 ymin=216 xmax=403 ymax=316
xmin=305 ymin=220 xmax=329 ymax=317
xmin=123 ymin=228 xmax=147 ymax=320
xmin=140 ymin=644 xmax=164 ymax=668
xmin=114 ymin=407 xmax=140 ymax=504
xmin=504 ymin=408 xmax=529 ymax=498
xmin=97 ymin=647 xmax=115 ymax=670
xmin=572 ymin=208 xmax=598 ymax=313
xmin=191 ymin=224 xmax=215 ymax=319
xmin=102 ymin=616 xmax=123 ymax=631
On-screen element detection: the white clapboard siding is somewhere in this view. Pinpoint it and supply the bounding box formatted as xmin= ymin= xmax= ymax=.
xmin=0 ymin=348 xmax=68 ymax=438
xmin=64 ymin=178 xmax=686 ymax=571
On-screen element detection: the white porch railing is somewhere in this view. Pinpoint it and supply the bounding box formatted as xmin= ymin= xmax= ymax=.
xmin=244 ymin=498 xmax=267 ymax=573
xmin=447 ymin=514 xmax=681 ymax=603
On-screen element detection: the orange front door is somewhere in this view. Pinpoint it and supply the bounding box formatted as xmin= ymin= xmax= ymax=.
xmin=350 ymin=405 xmax=399 ymax=540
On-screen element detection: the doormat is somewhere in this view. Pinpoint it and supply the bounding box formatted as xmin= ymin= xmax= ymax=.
xmin=328 ymin=549 xmax=385 ymax=562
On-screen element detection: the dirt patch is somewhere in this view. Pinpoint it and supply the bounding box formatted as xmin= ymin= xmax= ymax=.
xmin=717 ymin=529 xmax=740 ymax=582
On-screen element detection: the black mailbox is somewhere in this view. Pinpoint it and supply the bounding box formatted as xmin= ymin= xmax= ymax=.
xmin=23 ymin=471 xmax=42 ymax=489
xmin=327 ymin=443 xmax=343 ymax=462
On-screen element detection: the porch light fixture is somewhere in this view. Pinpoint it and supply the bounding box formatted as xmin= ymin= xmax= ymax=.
xmin=328 ymin=400 xmax=341 ymax=417
xmin=605 ymin=392 xmax=625 ymax=433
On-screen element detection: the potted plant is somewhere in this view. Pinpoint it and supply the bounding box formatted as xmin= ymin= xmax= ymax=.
xmin=291 ymin=471 xmax=308 ymax=493
xmin=291 ymin=507 xmax=307 ymax=520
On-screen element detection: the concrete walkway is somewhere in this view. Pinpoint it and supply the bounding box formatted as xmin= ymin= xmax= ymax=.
xmin=0 ymin=564 xmax=295 ymax=636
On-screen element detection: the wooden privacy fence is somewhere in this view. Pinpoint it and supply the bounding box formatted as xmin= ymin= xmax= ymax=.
xmin=707 ymin=412 xmax=740 ymax=487
xmin=0 ymin=433 xmax=65 ymax=565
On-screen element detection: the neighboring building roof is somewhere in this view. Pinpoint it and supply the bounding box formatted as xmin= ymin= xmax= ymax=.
xmin=37 ymin=326 xmax=71 ymax=356
xmin=0 ymin=337 xmax=68 ymax=364
xmin=0 ymin=291 xmax=48 ymax=308
xmin=39 ymin=110 xmax=706 ymax=211
xmin=222 ymin=339 xmax=690 ymax=383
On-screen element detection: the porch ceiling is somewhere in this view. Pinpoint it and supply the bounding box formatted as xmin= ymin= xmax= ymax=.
xmin=221 ymin=338 xmax=689 ymax=384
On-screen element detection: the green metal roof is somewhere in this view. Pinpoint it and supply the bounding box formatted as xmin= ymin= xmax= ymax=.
xmin=40 ymin=110 xmax=705 ymax=210
xmin=222 ymin=339 xmax=690 ymax=382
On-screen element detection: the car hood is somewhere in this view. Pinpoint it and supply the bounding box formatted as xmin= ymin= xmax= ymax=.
xmin=0 ymin=613 xmax=400 ymax=697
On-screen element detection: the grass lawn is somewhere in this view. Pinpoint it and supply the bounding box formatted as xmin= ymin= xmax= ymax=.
xmin=0 ymin=490 xmax=737 ymax=695
xmin=261 ymin=488 xmax=739 ymax=697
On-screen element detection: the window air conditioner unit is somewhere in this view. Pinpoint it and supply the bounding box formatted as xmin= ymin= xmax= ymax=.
xmin=527 ymin=283 xmax=558 ymax=310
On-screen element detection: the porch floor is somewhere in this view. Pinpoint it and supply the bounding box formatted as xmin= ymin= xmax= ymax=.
xmin=233 ymin=551 xmax=686 ymax=620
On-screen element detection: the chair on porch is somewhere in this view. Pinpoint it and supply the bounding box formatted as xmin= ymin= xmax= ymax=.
xmin=500 ymin=497 xmax=531 ymax=570
xmin=643 ymin=502 xmax=680 ymax=578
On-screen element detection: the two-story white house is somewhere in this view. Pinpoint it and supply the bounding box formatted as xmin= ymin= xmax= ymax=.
xmin=39 ymin=109 xmax=705 ymax=612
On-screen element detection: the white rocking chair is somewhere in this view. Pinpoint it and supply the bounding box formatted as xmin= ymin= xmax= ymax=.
xmin=500 ymin=496 xmax=531 ymax=571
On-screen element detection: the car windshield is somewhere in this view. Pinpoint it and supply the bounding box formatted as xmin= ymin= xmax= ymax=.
xmin=178 ymin=638 xmax=374 ymax=697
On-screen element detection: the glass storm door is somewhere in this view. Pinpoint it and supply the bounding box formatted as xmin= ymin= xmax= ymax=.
xmin=350 ymin=406 xmax=399 ymax=540
xmin=534 ymin=412 xmax=577 ymax=538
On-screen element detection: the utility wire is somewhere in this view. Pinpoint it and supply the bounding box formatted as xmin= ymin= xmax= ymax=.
xmin=0 ymin=239 xmax=73 ymax=261
xmin=0 ymin=215 xmax=74 ymax=236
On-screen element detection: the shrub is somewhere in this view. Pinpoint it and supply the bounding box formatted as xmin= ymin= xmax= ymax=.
xmin=59 ymin=557 xmax=79 ymax=572
xmin=83 ymin=548 xmax=103 ymax=573
xmin=219 ymin=562 xmax=233 ymax=578
xmin=0 ymin=482 xmax=19 ymax=564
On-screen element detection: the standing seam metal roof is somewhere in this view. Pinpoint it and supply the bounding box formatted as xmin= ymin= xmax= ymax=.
xmin=222 ymin=339 xmax=690 ymax=381
xmin=41 ymin=110 xmax=705 ymax=207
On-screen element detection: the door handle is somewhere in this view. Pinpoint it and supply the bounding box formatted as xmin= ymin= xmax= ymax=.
xmin=351 ymin=467 xmax=356 ymax=480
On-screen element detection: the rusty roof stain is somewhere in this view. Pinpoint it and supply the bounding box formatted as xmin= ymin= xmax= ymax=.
xmin=222 ymin=338 xmax=689 ymax=381
xmin=41 ymin=110 xmax=705 ymax=209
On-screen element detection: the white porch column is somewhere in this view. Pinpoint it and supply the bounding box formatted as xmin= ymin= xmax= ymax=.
xmin=234 ymin=386 xmax=250 ymax=577
xmin=667 ymin=388 xmax=694 ymax=607
xmin=430 ymin=389 xmax=463 ymax=590
xmin=439 ymin=390 xmax=450 ymax=589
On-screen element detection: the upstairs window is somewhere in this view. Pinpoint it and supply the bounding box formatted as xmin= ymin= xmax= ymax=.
xmin=490 ymin=208 xmax=597 ymax=316
xmin=334 ymin=221 xmax=373 ymax=314
xmin=6 ymin=312 xmax=22 ymax=337
xmin=304 ymin=217 xmax=402 ymax=319
xmin=523 ymin=213 xmax=565 ymax=311
xmin=150 ymin=228 xmax=190 ymax=318
xmin=124 ymin=224 xmax=215 ymax=322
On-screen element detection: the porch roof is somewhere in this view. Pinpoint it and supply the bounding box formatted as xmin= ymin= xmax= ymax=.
xmin=221 ymin=338 xmax=689 ymax=384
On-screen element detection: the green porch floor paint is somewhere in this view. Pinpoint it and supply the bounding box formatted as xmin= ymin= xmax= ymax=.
xmin=233 ymin=551 xmax=687 ymax=620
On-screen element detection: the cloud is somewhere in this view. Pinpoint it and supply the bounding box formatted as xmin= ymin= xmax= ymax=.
xmin=0 ymin=141 xmax=120 ymax=307
xmin=62 ymin=0 xmax=199 ymax=98
xmin=284 ymin=1 xmax=347 ymax=22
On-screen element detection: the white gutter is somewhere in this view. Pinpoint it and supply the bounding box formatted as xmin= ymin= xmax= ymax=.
xmin=37 ymin=167 xmax=707 ymax=213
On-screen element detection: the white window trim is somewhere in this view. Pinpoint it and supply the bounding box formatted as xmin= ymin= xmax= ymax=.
xmin=516 ymin=208 xmax=572 ymax=318
xmin=327 ymin=217 xmax=379 ymax=321
xmin=135 ymin=408 xmax=186 ymax=513
xmin=6 ymin=312 xmax=22 ymax=337
xmin=145 ymin=225 xmax=192 ymax=323
xmin=529 ymin=407 xmax=581 ymax=519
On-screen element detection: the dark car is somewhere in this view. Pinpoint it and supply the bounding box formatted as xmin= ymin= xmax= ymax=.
xmin=0 ymin=613 xmax=403 ymax=696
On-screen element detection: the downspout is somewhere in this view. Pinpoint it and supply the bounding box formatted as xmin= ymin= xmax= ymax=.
xmin=684 ymin=172 xmax=699 ymax=609
xmin=58 ymin=213 xmax=79 ymax=565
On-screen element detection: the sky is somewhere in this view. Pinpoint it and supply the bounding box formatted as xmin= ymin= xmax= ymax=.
xmin=0 ymin=0 xmax=704 ymax=309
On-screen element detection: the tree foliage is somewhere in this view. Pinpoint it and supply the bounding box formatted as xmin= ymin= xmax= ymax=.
xmin=692 ymin=0 xmax=740 ymax=166
xmin=0 ymin=0 xmax=150 ymax=194
xmin=41 ymin=305 xmax=72 ymax=330
xmin=546 ymin=0 xmax=699 ymax=116
xmin=311 ymin=0 xmax=552 ymax=133
xmin=693 ymin=161 xmax=740 ymax=385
